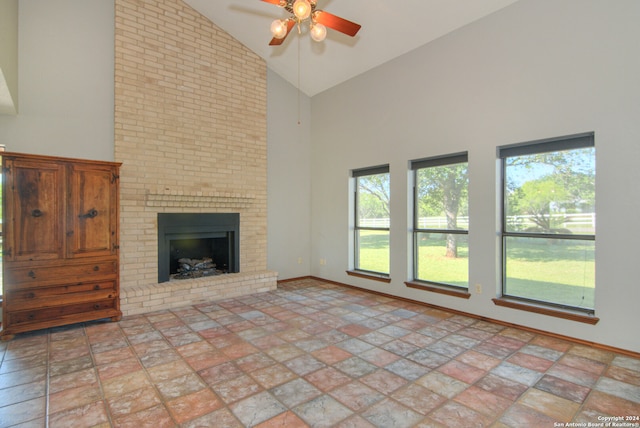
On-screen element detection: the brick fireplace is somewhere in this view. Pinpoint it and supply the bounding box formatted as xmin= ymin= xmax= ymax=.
xmin=114 ymin=0 xmax=277 ymax=316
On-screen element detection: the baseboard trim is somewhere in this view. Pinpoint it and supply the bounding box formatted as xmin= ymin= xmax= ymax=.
xmin=276 ymin=275 xmax=640 ymax=359
xmin=277 ymin=276 xmax=313 ymax=284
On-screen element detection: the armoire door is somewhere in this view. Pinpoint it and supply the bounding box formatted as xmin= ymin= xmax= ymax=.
xmin=3 ymin=158 xmax=65 ymax=262
xmin=66 ymin=163 xmax=119 ymax=258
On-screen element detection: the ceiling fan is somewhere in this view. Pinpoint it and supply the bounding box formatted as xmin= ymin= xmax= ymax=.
xmin=261 ymin=0 xmax=362 ymax=45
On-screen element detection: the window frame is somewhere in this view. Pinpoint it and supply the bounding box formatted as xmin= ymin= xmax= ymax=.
xmin=498 ymin=132 xmax=596 ymax=314
xmin=352 ymin=164 xmax=390 ymax=277
xmin=410 ymin=152 xmax=469 ymax=290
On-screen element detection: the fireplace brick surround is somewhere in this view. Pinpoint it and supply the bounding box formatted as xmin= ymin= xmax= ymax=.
xmin=114 ymin=0 xmax=277 ymax=316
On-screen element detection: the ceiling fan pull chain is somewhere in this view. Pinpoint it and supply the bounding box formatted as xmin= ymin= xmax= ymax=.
xmin=297 ymin=34 xmax=301 ymax=125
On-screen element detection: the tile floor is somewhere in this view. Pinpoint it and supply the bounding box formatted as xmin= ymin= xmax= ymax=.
xmin=1 ymin=278 xmax=639 ymax=427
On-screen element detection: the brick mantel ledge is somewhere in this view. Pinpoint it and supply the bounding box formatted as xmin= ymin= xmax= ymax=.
xmin=145 ymin=187 xmax=256 ymax=208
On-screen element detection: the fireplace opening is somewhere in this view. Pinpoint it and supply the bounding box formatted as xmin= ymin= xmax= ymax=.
xmin=170 ymin=235 xmax=230 ymax=279
xmin=158 ymin=213 xmax=239 ymax=283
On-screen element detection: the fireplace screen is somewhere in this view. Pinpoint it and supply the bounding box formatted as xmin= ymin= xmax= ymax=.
xmin=157 ymin=213 xmax=239 ymax=283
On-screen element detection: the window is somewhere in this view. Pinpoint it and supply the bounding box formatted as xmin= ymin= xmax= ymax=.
xmin=352 ymin=165 xmax=390 ymax=276
xmin=499 ymin=133 xmax=595 ymax=312
xmin=411 ymin=153 xmax=468 ymax=288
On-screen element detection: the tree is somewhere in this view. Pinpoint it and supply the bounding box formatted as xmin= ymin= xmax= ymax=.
xmin=358 ymin=173 xmax=390 ymax=219
xmin=514 ymin=176 xmax=569 ymax=231
xmin=417 ymin=164 xmax=468 ymax=258
xmin=506 ymin=148 xmax=595 ymax=233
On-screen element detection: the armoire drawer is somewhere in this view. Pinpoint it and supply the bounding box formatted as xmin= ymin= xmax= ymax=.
xmin=4 ymin=261 xmax=118 ymax=288
xmin=7 ymin=299 xmax=118 ymax=326
xmin=5 ymin=281 xmax=118 ymax=311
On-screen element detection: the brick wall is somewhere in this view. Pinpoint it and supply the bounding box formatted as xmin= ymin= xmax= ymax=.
xmin=114 ymin=0 xmax=277 ymax=316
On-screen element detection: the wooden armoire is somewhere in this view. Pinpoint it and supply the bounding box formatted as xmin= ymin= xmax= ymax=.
xmin=1 ymin=152 xmax=121 ymax=340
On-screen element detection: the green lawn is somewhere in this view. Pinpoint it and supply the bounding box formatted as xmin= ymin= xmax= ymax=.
xmin=415 ymin=234 xmax=468 ymax=287
xmin=358 ymin=230 xmax=595 ymax=309
xmin=356 ymin=230 xmax=390 ymax=273
xmin=504 ymin=237 xmax=595 ymax=308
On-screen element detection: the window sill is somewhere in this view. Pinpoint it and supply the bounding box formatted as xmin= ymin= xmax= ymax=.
xmin=492 ymin=297 xmax=599 ymax=325
xmin=346 ymin=270 xmax=391 ymax=283
xmin=405 ymin=281 xmax=471 ymax=299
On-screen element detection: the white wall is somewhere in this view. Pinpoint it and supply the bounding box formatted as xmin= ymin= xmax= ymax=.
xmin=309 ymin=0 xmax=640 ymax=353
xmin=0 ymin=0 xmax=114 ymax=160
xmin=0 ymin=0 xmax=18 ymax=114
xmin=267 ymin=70 xmax=312 ymax=279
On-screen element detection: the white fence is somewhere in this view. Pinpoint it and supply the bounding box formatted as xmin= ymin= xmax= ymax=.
xmin=506 ymin=213 xmax=595 ymax=233
xmin=361 ymin=213 xmax=595 ymax=232
xmin=359 ymin=217 xmax=468 ymax=229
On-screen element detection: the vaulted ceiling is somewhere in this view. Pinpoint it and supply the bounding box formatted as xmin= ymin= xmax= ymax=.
xmin=184 ymin=0 xmax=520 ymax=96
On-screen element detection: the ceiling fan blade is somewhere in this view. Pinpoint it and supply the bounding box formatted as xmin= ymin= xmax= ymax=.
xmin=313 ymin=10 xmax=361 ymax=37
xmin=269 ymin=19 xmax=296 ymax=46
xmin=261 ymin=0 xmax=283 ymax=5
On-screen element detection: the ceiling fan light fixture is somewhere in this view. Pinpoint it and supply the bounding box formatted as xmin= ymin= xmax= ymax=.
xmin=292 ymin=0 xmax=311 ymax=20
xmin=270 ymin=19 xmax=288 ymax=39
xmin=263 ymin=0 xmax=361 ymax=46
xmin=310 ymin=23 xmax=326 ymax=42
